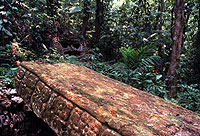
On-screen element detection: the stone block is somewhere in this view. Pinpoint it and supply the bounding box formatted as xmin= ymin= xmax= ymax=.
xmin=15 ymin=62 xmax=200 ymax=136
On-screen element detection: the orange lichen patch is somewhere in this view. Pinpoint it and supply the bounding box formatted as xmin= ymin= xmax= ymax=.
xmin=15 ymin=61 xmax=200 ymax=136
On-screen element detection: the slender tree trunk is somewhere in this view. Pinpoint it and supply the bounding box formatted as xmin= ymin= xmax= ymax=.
xmin=82 ymin=0 xmax=90 ymax=38
xmin=154 ymin=1 xmax=161 ymax=31
xmin=197 ymin=0 xmax=200 ymax=44
xmin=171 ymin=6 xmax=174 ymax=40
xmin=95 ymin=0 xmax=101 ymax=43
xmin=199 ymin=0 xmax=200 ymax=30
xmin=167 ymin=0 xmax=185 ymax=97
xmin=140 ymin=0 xmax=150 ymax=27
xmin=158 ymin=0 xmax=164 ymax=57
xmin=82 ymin=17 xmax=89 ymax=38
xmin=95 ymin=0 xmax=103 ymax=44
xmin=143 ymin=0 xmax=147 ymax=14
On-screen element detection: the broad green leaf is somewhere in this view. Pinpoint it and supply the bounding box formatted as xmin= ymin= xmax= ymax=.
xmin=12 ymin=7 xmax=18 ymax=10
xmin=3 ymin=19 xmax=8 ymax=23
xmin=2 ymin=28 xmax=12 ymax=36
xmin=10 ymin=67 xmax=18 ymax=71
xmin=146 ymin=73 xmax=151 ymax=76
xmin=0 ymin=11 xmax=6 ymax=15
xmin=0 ymin=76 xmax=6 ymax=79
xmin=180 ymin=54 xmax=185 ymax=57
xmin=130 ymin=3 xmax=139 ymax=8
xmin=156 ymin=75 xmax=162 ymax=80
xmin=151 ymin=11 xmax=161 ymax=15
xmin=0 ymin=53 xmax=7 ymax=57
xmin=70 ymin=7 xmax=81 ymax=13
xmin=0 ymin=67 xmax=6 ymax=72
xmin=145 ymin=80 xmax=153 ymax=83
xmin=0 ymin=6 xmax=4 ymax=9
xmin=160 ymin=30 xmax=170 ymax=35
xmin=131 ymin=77 xmax=139 ymax=80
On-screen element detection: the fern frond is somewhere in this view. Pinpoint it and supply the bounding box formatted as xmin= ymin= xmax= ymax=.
xmin=139 ymin=56 xmax=161 ymax=71
xmin=120 ymin=43 xmax=157 ymax=69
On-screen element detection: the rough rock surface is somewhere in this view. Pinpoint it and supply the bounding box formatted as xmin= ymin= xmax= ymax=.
xmin=15 ymin=62 xmax=200 ymax=136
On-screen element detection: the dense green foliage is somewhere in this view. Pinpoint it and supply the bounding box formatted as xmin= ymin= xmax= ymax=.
xmin=0 ymin=0 xmax=200 ymax=114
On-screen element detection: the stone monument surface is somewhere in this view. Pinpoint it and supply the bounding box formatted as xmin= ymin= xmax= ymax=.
xmin=15 ymin=62 xmax=200 ymax=136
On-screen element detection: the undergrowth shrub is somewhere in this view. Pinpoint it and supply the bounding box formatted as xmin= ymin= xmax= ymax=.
xmin=131 ymin=66 xmax=168 ymax=98
xmin=120 ymin=44 xmax=160 ymax=69
xmin=169 ymin=84 xmax=200 ymax=114
xmin=39 ymin=48 xmax=66 ymax=63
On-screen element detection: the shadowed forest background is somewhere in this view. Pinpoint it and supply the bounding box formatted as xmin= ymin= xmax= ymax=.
xmin=0 ymin=0 xmax=200 ymax=116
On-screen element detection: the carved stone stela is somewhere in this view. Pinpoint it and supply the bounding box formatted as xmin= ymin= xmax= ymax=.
xmin=15 ymin=62 xmax=200 ymax=136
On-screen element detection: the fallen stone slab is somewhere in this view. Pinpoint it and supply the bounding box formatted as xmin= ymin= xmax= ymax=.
xmin=15 ymin=61 xmax=200 ymax=136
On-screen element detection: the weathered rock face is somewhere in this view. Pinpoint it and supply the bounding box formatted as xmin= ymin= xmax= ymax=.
xmin=15 ymin=62 xmax=200 ymax=136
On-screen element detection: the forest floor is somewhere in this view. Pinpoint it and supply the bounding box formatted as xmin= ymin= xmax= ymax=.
xmin=0 ymin=79 xmax=57 ymax=136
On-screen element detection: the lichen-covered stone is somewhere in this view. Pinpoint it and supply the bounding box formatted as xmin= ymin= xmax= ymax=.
xmin=15 ymin=61 xmax=200 ymax=136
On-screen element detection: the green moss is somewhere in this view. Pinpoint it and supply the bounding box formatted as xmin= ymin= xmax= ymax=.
xmin=117 ymin=109 xmax=127 ymax=115
xmin=58 ymin=80 xmax=64 ymax=83
xmin=71 ymin=87 xmax=113 ymax=106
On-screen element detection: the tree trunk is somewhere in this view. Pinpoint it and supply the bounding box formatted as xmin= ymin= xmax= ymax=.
xmin=95 ymin=0 xmax=102 ymax=43
xmin=158 ymin=0 xmax=164 ymax=57
xmin=193 ymin=0 xmax=200 ymax=83
xmin=171 ymin=6 xmax=174 ymax=40
xmin=82 ymin=17 xmax=89 ymax=38
xmin=82 ymin=0 xmax=90 ymax=38
xmin=199 ymin=0 xmax=200 ymax=30
xmin=154 ymin=1 xmax=161 ymax=31
xmin=143 ymin=0 xmax=147 ymax=14
xmin=167 ymin=0 xmax=185 ymax=98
